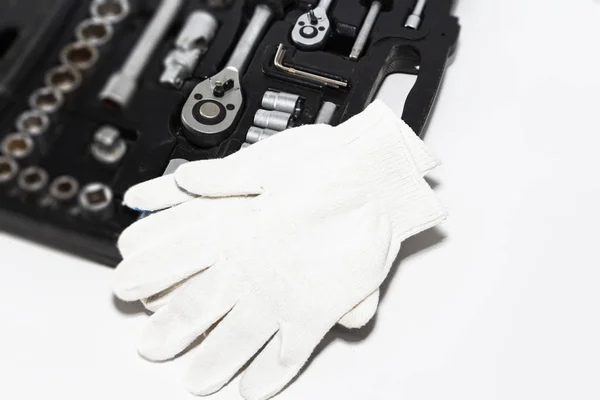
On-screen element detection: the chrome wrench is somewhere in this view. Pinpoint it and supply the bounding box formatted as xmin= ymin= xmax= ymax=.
xmin=181 ymin=4 xmax=274 ymax=147
xmin=290 ymin=0 xmax=334 ymax=50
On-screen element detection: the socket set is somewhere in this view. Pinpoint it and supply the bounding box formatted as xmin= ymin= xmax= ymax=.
xmin=0 ymin=0 xmax=460 ymax=266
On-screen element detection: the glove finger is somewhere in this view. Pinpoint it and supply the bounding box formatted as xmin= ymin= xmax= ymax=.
xmin=337 ymin=289 xmax=379 ymax=329
xmin=118 ymin=196 xmax=250 ymax=258
xmin=138 ymin=267 xmax=239 ymax=361
xmin=185 ymin=297 xmax=278 ymax=396
xmin=123 ymin=174 xmax=195 ymax=213
xmin=239 ymin=320 xmax=332 ymax=400
xmin=113 ymin=230 xmax=218 ymax=302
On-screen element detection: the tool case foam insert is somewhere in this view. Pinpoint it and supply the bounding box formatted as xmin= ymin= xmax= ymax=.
xmin=0 ymin=0 xmax=459 ymax=266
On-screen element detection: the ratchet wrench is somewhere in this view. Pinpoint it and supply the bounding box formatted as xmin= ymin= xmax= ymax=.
xmin=181 ymin=4 xmax=274 ymax=147
xmin=290 ymin=0 xmax=334 ymax=50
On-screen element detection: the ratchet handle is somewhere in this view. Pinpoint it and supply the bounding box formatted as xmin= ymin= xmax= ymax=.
xmin=226 ymin=4 xmax=273 ymax=73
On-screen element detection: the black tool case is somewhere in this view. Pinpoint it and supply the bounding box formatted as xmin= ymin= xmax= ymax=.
xmin=0 ymin=0 xmax=459 ymax=266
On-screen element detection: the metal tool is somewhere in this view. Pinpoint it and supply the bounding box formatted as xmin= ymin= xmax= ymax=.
xmin=90 ymin=126 xmax=127 ymax=164
xmin=90 ymin=0 xmax=130 ymax=24
xmin=45 ymin=64 xmax=82 ymax=93
xmin=17 ymin=166 xmax=48 ymax=194
xmin=1 ymin=133 xmax=35 ymax=161
xmin=291 ymin=0 xmax=333 ymax=50
xmin=61 ymin=41 xmax=99 ymax=71
xmin=254 ymin=109 xmax=292 ymax=131
xmin=160 ymin=11 xmax=219 ymax=89
xmin=181 ymin=4 xmax=274 ymax=147
xmin=314 ymin=101 xmax=338 ymax=124
xmin=79 ymin=182 xmax=113 ymax=218
xmin=29 ymin=87 xmax=64 ymax=114
xmin=246 ymin=126 xmax=279 ymax=143
xmin=75 ymin=18 xmax=114 ymax=47
xmin=100 ymin=0 xmax=183 ymax=107
xmin=405 ymin=0 xmax=427 ymax=29
xmin=350 ymin=1 xmax=382 ymax=60
xmin=0 ymin=156 xmax=18 ymax=187
xmin=262 ymin=90 xmax=302 ymax=115
xmin=274 ymin=44 xmax=348 ymax=88
xmin=49 ymin=176 xmax=80 ymax=203
xmin=16 ymin=110 xmax=50 ymax=138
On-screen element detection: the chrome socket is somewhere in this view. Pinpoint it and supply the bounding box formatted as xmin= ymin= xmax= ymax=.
xmin=17 ymin=166 xmax=49 ymax=194
xmin=75 ymin=18 xmax=114 ymax=47
xmin=16 ymin=110 xmax=50 ymax=139
xmin=90 ymin=126 xmax=127 ymax=164
xmin=0 ymin=156 xmax=19 ymax=187
xmin=28 ymin=87 xmax=64 ymax=114
xmin=246 ymin=126 xmax=278 ymax=144
xmin=79 ymin=182 xmax=114 ymax=219
xmin=61 ymin=41 xmax=99 ymax=72
xmin=314 ymin=101 xmax=338 ymax=124
xmin=253 ymin=109 xmax=292 ymax=131
xmin=1 ymin=133 xmax=35 ymax=161
xmin=90 ymin=0 xmax=130 ymax=24
xmin=45 ymin=64 xmax=83 ymax=94
xmin=49 ymin=175 xmax=80 ymax=203
xmin=261 ymin=91 xmax=301 ymax=115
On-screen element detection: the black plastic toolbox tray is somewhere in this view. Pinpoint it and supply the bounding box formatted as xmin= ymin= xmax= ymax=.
xmin=0 ymin=0 xmax=459 ymax=266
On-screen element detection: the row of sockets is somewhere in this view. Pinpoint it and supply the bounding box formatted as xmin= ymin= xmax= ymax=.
xmin=1 ymin=0 xmax=130 ymax=163
xmin=0 ymin=157 xmax=114 ymax=218
xmin=0 ymin=1 xmax=130 ymax=217
xmin=242 ymin=90 xmax=338 ymax=148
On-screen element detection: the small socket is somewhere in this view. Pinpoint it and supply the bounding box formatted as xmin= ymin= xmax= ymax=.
xmin=49 ymin=175 xmax=80 ymax=202
xmin=45 ymin=64 xmax=83 ymax=93
xmin=16 ymin=110 xmax=50 ymax=137
xmin=1 ymin=133 xmax=35 ymax=160
xmin=17 ymin=166 xmax=49 ymax=194
xmin=61 ymin=42 xmax=99 ymax=71
xmin=253 ymin=109 xmax=292 ymax=131
xmin=90 ymin=0 xmax=130 ymax=24
xmin=90 ymin=126 xmax=127 ymax=164
xmin=0 ymin=156 xmax=19 ymax=185
xmin=79 ymin=182 xmax=113 ymax=217
xmin=76 ymin=18 xmax=114 ymax=47
xmin=29 ymin=87 xmax=64 ymax=114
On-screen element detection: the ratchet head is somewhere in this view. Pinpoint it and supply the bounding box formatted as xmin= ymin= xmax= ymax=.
xmin=291 ymin=7 xmax=331 ymax=50
xmin=181 ymin=67 xmax=243 ymax=147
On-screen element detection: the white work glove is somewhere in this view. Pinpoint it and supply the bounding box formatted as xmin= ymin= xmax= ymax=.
xmin=119 ymin=101 xmax=440 ymax=330
xmin=114 ymin=101 xmax=446 ymax=400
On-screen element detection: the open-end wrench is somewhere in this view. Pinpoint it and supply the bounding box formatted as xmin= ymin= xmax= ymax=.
xmin=290 ymin=0 xmax=334 ymax=50
xmin=181 ymin=4 xmax=274 ymax=147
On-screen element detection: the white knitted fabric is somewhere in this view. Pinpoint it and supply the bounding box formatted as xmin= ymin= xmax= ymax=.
xmin=119 ymin=101 xmax=440 ymax=330
xmin=114 ymin=100 xmax=446 ymax=400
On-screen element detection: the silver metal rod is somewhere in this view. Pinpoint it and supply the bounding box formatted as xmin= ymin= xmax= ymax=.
xmin=226 ymin=4 xmax=273 ymax=73
xmin=350 ymin=1 xmax=382 ymax=60
xmin=100 ymin=0 xmax=183 ymax=106
xmin=405 ymin=0 xmax=427 ymax=29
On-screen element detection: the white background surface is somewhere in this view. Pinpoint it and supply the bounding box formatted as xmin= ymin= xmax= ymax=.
xmin=2 ymin=1 xmax=600 ymax=399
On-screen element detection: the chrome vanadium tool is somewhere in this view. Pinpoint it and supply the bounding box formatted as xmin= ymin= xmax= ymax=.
xmin=181 ymin=3 xmax=275 ymax=147
xmin=349 ymin=1 xmax=382 ymax=61
xmin=405 ymin=0 xmax=427 ymax=29
xmin=291 ymin=0 xmax=334 ymax=50
xmin=100 ymin=0 xmax=183 ymax=107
